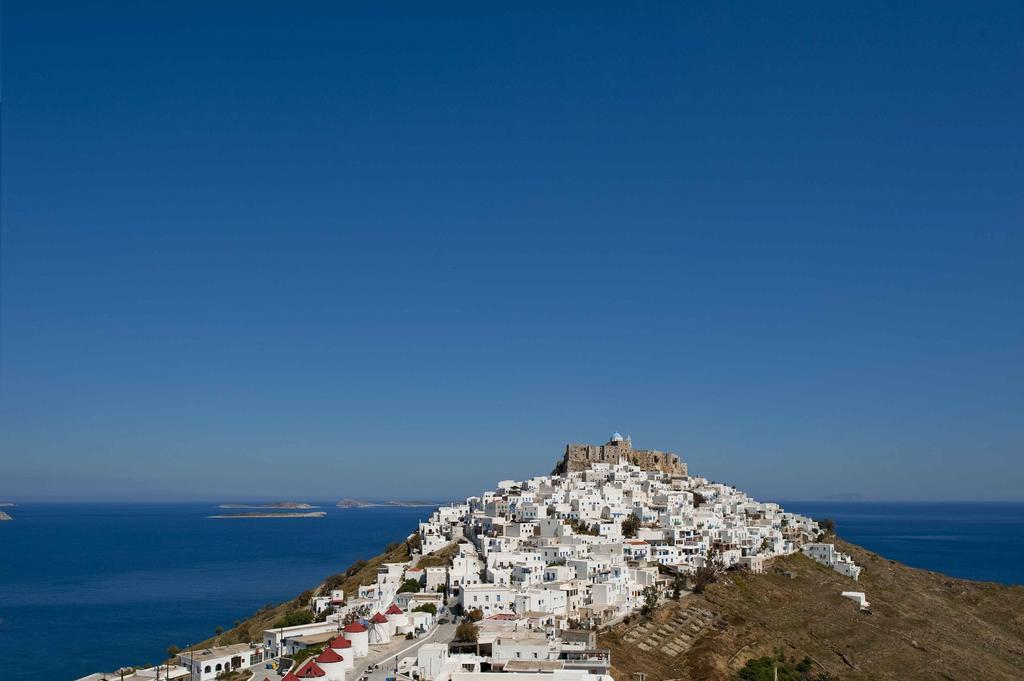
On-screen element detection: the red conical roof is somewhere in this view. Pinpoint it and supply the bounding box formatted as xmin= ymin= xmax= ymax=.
xmin=343 ymin=621 xmax=367 ymax=633
xmin=370 ymin=612 xmax=389 ymax=623
xmin=295 ymin=660 xmax=326 ymax=678
xmin=316 ymin=648 xmax=344 ymax=664
xmin=329 ymin=635 xmax=351 ymax=648
xmin=386 ymin=604 xmax=404 ymax=615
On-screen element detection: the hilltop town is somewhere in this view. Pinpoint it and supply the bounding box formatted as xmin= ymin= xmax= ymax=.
xmin=76 ymin=435 xmax=889 ymax=681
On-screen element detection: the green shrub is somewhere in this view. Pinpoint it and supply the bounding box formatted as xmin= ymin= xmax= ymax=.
xmin=274 ymin=609 xmax=314 ymax=628
xmin=737 ymin=655 xmax=837 ymax=681
xmin=288 ymin=642 xmax=326 ymax=666
xmin=398 ymin=578 xmax=421 ymax=594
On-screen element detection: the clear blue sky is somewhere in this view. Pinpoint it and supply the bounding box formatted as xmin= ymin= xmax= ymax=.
xmin=2 ymin=2 xmax=1021 ymax=502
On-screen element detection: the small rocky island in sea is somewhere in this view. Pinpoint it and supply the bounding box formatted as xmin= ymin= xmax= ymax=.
xmin=208 ymin=510 xmax=326 ymax=519
xmin=210 ymin=501 xmax=324 ymax=518
xmin=217 ymin=501 xmax=317 ymax=509
xmin=336 ymin=497 xmax=438 ymax=508
xmin=0 ymin=511 xmax=13 ymax=521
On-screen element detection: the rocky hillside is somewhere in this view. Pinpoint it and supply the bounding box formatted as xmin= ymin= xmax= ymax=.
xmin=189 ymin=538 xmax=418 ymax=650
xmin=187 ymin=537 xmax=459 ymax=652
xmin=601 ymin=539 xmax=1024 ymax=681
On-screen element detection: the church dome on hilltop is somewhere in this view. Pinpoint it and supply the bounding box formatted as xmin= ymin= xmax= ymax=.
xmin=610 ymin=432 xmax=624 ymax=443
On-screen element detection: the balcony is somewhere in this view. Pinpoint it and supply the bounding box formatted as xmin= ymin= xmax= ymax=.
xmin=560 ymin=648 xmax=612 ymax=674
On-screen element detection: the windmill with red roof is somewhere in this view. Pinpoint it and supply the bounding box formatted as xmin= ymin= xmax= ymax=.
xmin=341 ymin=620 xmax=369 ymax=657
xmin=367 ymin=611 xmax=392 ymax=644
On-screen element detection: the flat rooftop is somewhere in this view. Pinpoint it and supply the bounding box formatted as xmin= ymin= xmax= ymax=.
xmin=287 ymin=632 xmax=338 ymax=645
xmin=180 ymin=643 xmax=255 ymax=660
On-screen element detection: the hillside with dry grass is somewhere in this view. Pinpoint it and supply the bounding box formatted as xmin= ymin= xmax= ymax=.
xmin=601 ymin=539 xmax=1024 ymax=681
xmin=190 ymin=535 xmax=460 ymax=651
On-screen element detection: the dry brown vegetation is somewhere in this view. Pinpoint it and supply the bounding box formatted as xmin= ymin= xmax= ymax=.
xmin=193 ymin=539 xmax=416 ymax=649
xmin=601 ymin=539 xmax=1024 ymax=681
xmin=190 ymin=535 xmax=461 ymax=652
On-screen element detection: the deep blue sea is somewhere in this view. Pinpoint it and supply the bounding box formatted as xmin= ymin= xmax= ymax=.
xmin=0 ymin=503 xmax=426 ymax=681
xmin=781 ymin=501 xmax=1024 ymax=584
xmin=1 ymin=502 xmax=1022 ymax=681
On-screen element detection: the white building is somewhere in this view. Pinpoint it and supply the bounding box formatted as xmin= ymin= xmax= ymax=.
xmin=179 ymin=644 xmax=263 ymax=681
xmin=263 ymin=621 xmax=339 ymax=658
xmin=459 ymin=583 xmax=515 ymax=616
xmin=802 ymin=543 xmax=862 ymax=580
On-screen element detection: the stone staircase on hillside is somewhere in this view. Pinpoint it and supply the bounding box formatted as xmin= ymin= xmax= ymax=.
xmin=619 ymin=606 xmax=727 ymax=657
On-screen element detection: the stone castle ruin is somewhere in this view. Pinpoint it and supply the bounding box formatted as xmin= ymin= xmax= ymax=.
xmin=553 ymin=432 xmax=687 ymax=477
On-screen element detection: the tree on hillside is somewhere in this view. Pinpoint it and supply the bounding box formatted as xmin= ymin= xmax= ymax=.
xmin=693 ymin=550 xmax=727 ymax=594
xmin=466 ymin=607 xmax=484 ymax=622
xmin=671 ymin=573 xmax=686 ymax=600
xmin=166 ymin=645 xmax=180 ymax=659
xmin=454 ymin=621 xmax=479 ymax=642
xmin=622 ymin=515 xmax=640 ymax=538
xmin=640 ymin=586 xmax=659 ymax=616
xmin=571 ymin=518 xmax=599 ymax=536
